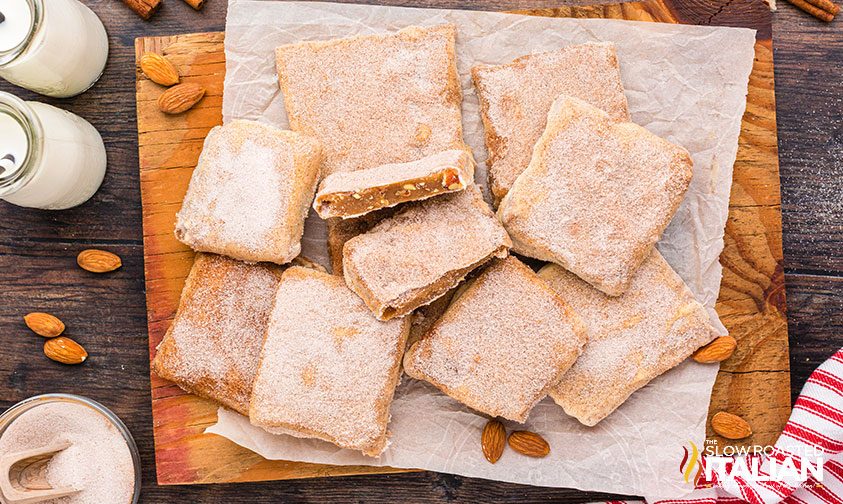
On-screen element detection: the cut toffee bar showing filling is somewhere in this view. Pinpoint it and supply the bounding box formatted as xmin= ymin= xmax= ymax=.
xmin=249 ymin=267 xmax=410 ymax=457
xmin=498 ymin=95 xmax=693 ymax=296
xmin=314 ymin=149 xmax=474 ymax=220
xmin=343 ymin=185 xmax=511 ymax=321
xmin=403 ymin=257 xmax=587 ymax=423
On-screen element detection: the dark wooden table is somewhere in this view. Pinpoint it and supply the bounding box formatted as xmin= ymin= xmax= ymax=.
xmin=1 ymin=0 xmax=840 ymax=502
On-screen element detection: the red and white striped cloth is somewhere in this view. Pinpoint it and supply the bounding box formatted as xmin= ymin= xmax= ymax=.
xmin=600 ymin=347 xmax=843 ymax=504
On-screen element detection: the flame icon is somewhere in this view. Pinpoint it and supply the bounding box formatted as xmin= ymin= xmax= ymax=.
xmin=679 ymin=441 xmax=703 ymax=484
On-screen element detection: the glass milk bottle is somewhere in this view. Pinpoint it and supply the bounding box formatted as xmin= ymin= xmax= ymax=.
xmin=0 ymin=91 xmax=106 ymax=209
xmin=0 ymin=0 xmax=109 ymax=98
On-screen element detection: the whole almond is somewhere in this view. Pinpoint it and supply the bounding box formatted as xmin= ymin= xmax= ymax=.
xmin=158 ymin=83 xmax=205 ymax=115
xmin=140 ymin=53 xmax=180 ymax=86
xmin=508 ymin=431 xmax=550 ymax=458
xmin=711 ymin=411 xmax=752 ymax=440
xmin=693 ymin=336 xmax=737 ymax=363
xmin=77 ymin=249 xmax=122 ymax=273
xmin=24 ymin=312 xmax=65 ymax=337
xmin=481 ymin=419 xmax=506 ymax=464
xmin=44 ymin=337 xmax=87 ymax=365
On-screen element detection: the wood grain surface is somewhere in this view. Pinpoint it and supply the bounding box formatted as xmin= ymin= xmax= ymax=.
xmin=0 ymin=0 xmax=840 ymax=502
xmin=135 ymin=0 xmax=787 ymax=488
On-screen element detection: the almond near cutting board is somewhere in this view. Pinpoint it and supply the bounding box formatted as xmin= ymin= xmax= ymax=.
xmin=135 ymin=0 xmax=789 ymax=486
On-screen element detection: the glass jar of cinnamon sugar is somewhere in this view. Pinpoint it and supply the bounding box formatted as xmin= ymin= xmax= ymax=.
xmin=0 ymin=394 xmax=141 ymax=503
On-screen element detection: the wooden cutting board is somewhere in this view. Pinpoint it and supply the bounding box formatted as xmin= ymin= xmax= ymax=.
xmin=135 ymin=0 xmax=788 ymax=487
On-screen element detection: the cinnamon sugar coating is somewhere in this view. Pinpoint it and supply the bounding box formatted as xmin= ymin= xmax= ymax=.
xmin=498 ymin=95 xmax=693 ymax=296
xmin=249 ymin=267 xmax=409 ymax=457
xmin=403 ymin=257 xmax=587 ymax=423
xmin=276 ymin=24 xmax=467 ymax=177
xmin=472 ymin=42 xmax=630 ymax=206
xmin=342 ymin=185 xmax=511 ymax=321
xmin=175 ymin=119 xmax=322 ymax=264
xmin=538 ymin=250 xmax=719 ymax=426
xmin=327 ymin=208 xmax=396 ymax=276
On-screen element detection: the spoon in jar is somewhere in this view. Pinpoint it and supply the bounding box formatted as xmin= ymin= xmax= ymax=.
xmin=0 ymin=154 xmax=15 ymax=176
xmin=0 ymin=441 xmax=80 ymax=504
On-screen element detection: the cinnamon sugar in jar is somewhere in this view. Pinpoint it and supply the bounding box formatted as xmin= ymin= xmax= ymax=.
xmin=0 ymin=394 xmax=141 ymax=503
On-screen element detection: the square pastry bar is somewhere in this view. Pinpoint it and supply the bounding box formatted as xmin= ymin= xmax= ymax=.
xmin=404 ymin=257 xmax=587 ymax=423
xmin=342 ymin=185 xmax=511 ymax=321
xmin=276 ymin=24 xmax=467 ymax=177
xmin=175 ymin=119 xmax=322 ymax=264
xmin=472 ymin=42 xmax=630 ymax=206
xmin=498 ymin=95 xmax=693 ymax=296
xmin=313 ymin=149 xmax=474 ymax=220
xmin=538 ymin=250 xmax=719 ymax=426
xmin=249 ymin=267 xmax=410 ymax=457
xmin=152 ymin=253 xmax=283 ymax=415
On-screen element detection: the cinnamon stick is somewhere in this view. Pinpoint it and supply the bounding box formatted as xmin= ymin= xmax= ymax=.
xmin=181 ymin=0 xmax=205 ymax=10
xmin=804 ymin=0 xmax=841 ymax=14
xmin=121 ymin=0 xmax=161 ymax=20
xmin=786 ymin=0 xmax=838 ymax=20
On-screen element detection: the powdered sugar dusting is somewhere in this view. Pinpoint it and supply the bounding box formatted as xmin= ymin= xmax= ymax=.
xmin=404 ymin=257 xmax=586 ymax=423
xmin=0 ymin=402 xmax=135 ymax=504
xmin=343 ymin=185 xmax=511 ymax=315
xmin=175 ymin=119 xmax=321 ymax=264
xmin=250 ymin=267 xmax=409 ymax=456
xmin=498 ymin=95 xmax=692 ymax=296
xmin=472 ymin=42 xmax=630 ymax=204
xmin=153 ymin=254 xmax=283 ymax=415
xmin=275 ymin=24 xmax=467 ymax=177
xmin=538 ymin=250 xmax=718 ymax=426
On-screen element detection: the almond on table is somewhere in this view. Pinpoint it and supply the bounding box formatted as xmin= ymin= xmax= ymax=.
xmin=158 ymin=83 xmax=205 ymax=114
xmin=24 ymin=312 xmax=65 ymax=337
xmin=313 ymin=149 xmax=474 ymax=220
xmin=481 ymin=419 xmax=506 ymax=464
xmin=140 ymin=53 xmax=180 ymax=86
xmin=44 ymin=337 xmax=87 ymax=365
xmin=77 ymin=249 xmax=122 ymax=273
xmin=711 ymin=411 xmax=752 ymax=440
xmin=693 ymin=336 xmax=738 ymax=363
xmin=508 ymin=431 xmax=550 ymax=458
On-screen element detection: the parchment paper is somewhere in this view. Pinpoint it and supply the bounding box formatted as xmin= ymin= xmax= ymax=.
xmin=209 ymin=1 xmax=756 ymax=499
